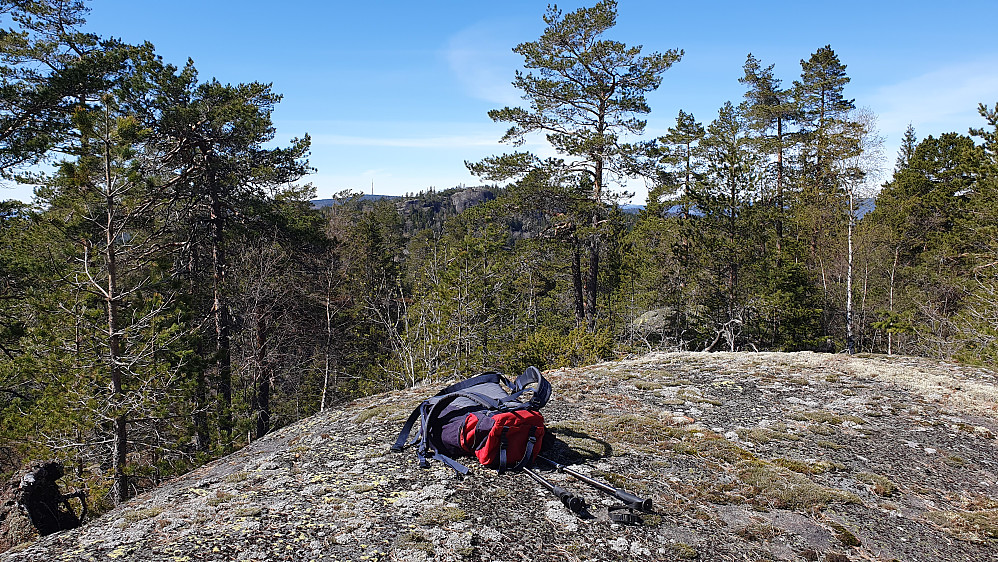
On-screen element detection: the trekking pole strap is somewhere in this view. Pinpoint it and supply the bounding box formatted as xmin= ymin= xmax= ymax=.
xmin=608 ymin=505 xmax=643 ymax=525
xmin=431 ymin=452 xmax=470 ymax=475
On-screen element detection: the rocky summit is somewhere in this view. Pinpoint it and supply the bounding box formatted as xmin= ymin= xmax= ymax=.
xmin=3 ymin=351 xmax=998 ymax=562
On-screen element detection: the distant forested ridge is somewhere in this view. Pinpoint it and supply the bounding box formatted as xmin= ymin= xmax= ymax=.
xmin=1 ymin=0 xmax=997 ymax=516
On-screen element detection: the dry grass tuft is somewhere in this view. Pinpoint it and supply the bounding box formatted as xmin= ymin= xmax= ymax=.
xmin=927 ymin=509 xmax=998 ymax=542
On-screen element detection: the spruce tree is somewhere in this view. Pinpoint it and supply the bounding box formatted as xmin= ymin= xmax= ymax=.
xmin=895 ymin=124 xmax=918 ymax=172
xmin=790 ymin=46 xmax=864 ymax=345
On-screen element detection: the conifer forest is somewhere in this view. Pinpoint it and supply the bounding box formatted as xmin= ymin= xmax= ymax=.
xmin=2 ymin=0 xmax=997 ymax=512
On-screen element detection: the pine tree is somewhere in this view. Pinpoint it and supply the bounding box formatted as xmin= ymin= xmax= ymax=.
xmin=952 ymin=104 xmax=998 ymax=363
xmin=31 ymin=44 xmax=196 ymax=503
xmin=468 ymin=0 xmax=682 ymax=332
xmin=650 ymin=110 xmax=705 ymax=211
xmin=161 ymin=79 xmax=311 ymax=449
xmin=869 ymin=132 xmax=983 ymax=355
xmin=0 ymin=0 xmax=103 ymax=174
xmin=739 ymin=54 xmax=797 ymax=263
xmin=693 ymin=102 xmax=764 ymax=350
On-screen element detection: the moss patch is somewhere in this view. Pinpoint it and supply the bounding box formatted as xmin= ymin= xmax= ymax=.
xmin=549 ymin=414 xmax=690 ymax=457
xmin=355 ymin=403 xmax=410 ymax=424
xmin=736 ymin=460 xmax=862 ymax=510
xmin=827 ymin=521 xmax=862 ymax=547
xmin=673 ymin=433 xmax=758 ymax=465
xmin=397 ymin=530 xmax=435 ymax=555
xmin=634 ymin=380 xmax=663 ymax=391
xmin=123 ymin=506 xmax=164 ymax=523
xmin=735 ymin=426 xmax=801 ymax=444
xmin=234 ymin=506 xmax=263 ymax=517
xmin=774 ymin=458 xmax=844 ymax=475
xmin=855 ymin=472 xmax=896 ymax=497
xmin=736 ymin=519 xmax=782 ymax=541
xmin=418 ymin=505 xmax=467 ymax=527
xmin=223 ymin=471 xmax=249 ymax=483
xmin=207 ymin=492 xmax=235 ymax=506
xmin=670 ymin=542 xmax=699 ymax=559
xmin=788 ymin=410 xmax=865 ymax=426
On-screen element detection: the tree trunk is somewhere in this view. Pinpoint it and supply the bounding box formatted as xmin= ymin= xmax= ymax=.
xmin=888 ymin=247 xmax=899 ymax=355
xmin=586 ymin=159 xmax=604 ymax=332
xmin=586 ymin=237 xmax=598 ymax=332
xmin=193 ymin=337 xmax=209 ymax=452
xmin=106 ymin=194 xmax=127 ymax=505
xmin=571 ymin=236 xmax=585 ymax=326
xmin=254 ymin=313 xmax=271 ymax=439
xmin=208 ymin=170 xmax=233 ymax=447
xmin=776 ymin=117 xmax=784 ymax=261
xmin=102 ymin=125 xmax=128 ymax=504
xmin=321 ymin=286 xmax=333 ymax=412
xmin=846 ymin=185 xmax=855 ymax=354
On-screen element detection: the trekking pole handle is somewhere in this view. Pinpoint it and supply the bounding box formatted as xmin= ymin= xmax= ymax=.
xmin=523 ymin=467 xmax=586 ymax=514
xmin=537 ymin=455 xmax=653 ymax=512
xmin=613 ymin=489 xmax=652 ymax=512
xmin=552 ymin=483 xmax=586 ymax=513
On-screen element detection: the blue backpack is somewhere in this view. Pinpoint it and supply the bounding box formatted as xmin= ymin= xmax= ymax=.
xmin=391 ymin=367 xmax=552 ymax=475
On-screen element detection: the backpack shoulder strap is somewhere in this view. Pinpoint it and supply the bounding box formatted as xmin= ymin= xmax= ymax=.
xmin=391 ymin=401 xmax=430 ymax=452
xmin=434 ymin=372 xmax=509 ymax=397
xmin=511 ymin=366 xmax=551 ymax=409
xmin=391 ymin=372 xmax=507 ymax=453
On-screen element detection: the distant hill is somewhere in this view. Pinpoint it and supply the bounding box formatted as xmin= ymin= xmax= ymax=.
xmin=310 ymin=194 xmax=401 ymax=209
xmin=643 ymin=197 xmax=876 ymax=219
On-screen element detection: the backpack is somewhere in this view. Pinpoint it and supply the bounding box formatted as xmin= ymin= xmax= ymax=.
xmin=391 ymin=366 xmax=551 ymax=475
xmin=16 ymin=461 xmax=86 ymax=536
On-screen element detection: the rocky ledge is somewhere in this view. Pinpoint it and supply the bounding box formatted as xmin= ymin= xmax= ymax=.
xmin=3 ymin=351 xmax=998 ymax=561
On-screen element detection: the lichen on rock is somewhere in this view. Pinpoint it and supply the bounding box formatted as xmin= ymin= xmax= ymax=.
xmin=3 ymin=351 xmax=998 ymax=561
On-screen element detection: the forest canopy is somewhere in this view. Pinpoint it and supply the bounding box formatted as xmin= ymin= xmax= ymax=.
xmin=1 ymin=0 xmax=997 ymax=515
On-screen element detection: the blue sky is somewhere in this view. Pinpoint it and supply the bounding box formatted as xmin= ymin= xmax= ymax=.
xmin=4 ymin=0 xmax=998 ymax=204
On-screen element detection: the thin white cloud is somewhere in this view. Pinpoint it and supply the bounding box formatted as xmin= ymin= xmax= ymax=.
xmin=444 ymin=21 xmax=523 ymax=107
xmin=868 ymin=58 xmax=998 ymax=138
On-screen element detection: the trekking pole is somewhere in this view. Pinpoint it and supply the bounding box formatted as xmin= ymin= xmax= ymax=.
xmin=537 ymin=455 xmax=653 ymax=512
xmin=523 ymin=467 xmax=587 ymax=514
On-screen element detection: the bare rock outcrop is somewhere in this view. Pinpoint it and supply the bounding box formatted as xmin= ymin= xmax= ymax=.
xmin=450 ymin=188 xmax=494 ymax=214
xmin=3 ymin=351 xmax=998 ymax=561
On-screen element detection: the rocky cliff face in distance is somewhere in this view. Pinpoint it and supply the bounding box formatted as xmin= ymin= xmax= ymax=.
xmin=3 ymin=351 xmax=998 ymax=561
